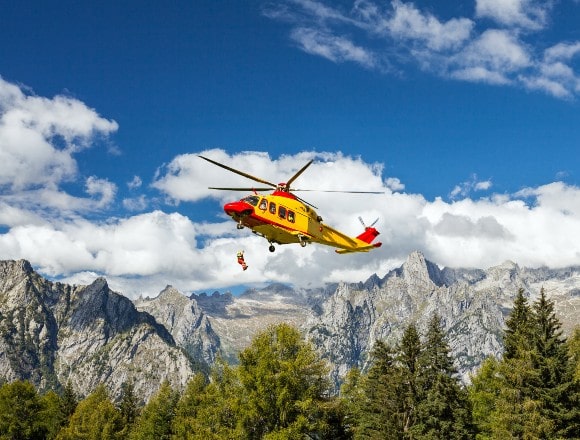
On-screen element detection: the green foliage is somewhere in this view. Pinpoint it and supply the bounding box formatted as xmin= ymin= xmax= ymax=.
xmin=350 ymin=340 xmax=402 ymax=439
xmin=237 ymin=323 xmax=333 ymax=439
xmin=469 ymin=288 xmax=580 ymax=439
xmin=119 ymin=380 xmax=140 ymax=427
xmin=171 ymin=366 xmax=243 ymax=439
xmin=1 ymin=305 xmax=576 ymax=440
xmin=0 ymin=380 xmax=46 ymax=440
xmin=412 ymin=314 xmax=474 ymax=439
xmin=57 ymin=384 xmax=126 ymax=440
xmin=568 ymin=327 xmax=580 ymax=383
xmin=503 ymin=288 xmax=534 ymax=360
xmin=344 ymin=318 xmax=473 ymax=439
xmin=129 ymin=380 xmax=178 ymax=440
xmin=40 ymin=391 xmax=67 ymax=440
xmin=59 ymin=380 xmax=77 ymax=422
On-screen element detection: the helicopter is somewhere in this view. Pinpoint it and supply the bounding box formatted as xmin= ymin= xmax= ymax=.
xmin=199 ymin=155 xmax=383 ymax=254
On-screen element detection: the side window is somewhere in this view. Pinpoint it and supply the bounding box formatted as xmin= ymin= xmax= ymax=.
xmin=269 ymin=202 xmax=276 ymax=214
xmin=287 ymin=210 xmax=295 ymax=223
xmin=279 ymin=206 xmax=287 ymax=219
xmin=259 ymin=198 xmax=267 ymax=210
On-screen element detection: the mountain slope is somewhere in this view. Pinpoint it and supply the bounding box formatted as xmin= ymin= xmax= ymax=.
xmin=2 ymin=252 xmax=579 ymax=398
xmin=0 ymin=260 xmax=194 ymax=401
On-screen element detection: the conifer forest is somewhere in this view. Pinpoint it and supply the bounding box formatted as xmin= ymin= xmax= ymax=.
xmin=1 ymin=289 xmax=579 ymax=439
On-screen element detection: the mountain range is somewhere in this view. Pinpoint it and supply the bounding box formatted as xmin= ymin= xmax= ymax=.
xmin=1 ymin=251 xmax=579 ymax=399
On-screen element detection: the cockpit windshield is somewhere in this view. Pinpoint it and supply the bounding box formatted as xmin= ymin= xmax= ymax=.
xmin=243 ymin=195 xmax=260 ymax=206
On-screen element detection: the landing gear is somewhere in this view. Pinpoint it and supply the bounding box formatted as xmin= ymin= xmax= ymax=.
xmin=298 ymin=234 xmax=307 ymax=247
xmin=269 ymin=244 xmax=275 ymax=252
xmin=237 ymin=221 xmax=244 ymax=230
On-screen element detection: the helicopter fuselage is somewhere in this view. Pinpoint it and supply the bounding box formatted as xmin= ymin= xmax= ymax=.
xmin=223 ymin=190 xmax=381 ymax=253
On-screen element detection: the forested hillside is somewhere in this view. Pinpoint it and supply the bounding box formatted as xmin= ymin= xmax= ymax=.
xmin=2 ymin=289 xmax=578 ymax=439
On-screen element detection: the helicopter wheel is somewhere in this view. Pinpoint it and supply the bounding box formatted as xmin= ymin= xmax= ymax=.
xmin=269 ymin=245 xmax=275 ymax=252
xmin=300 ymin=240 xmax=307 ymax=247
xmin=236 ymin=223 xmax=244 ymax=230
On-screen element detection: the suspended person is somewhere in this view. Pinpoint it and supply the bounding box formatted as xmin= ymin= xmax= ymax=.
xmin=237 ymin=250 xmax=248 ymax=270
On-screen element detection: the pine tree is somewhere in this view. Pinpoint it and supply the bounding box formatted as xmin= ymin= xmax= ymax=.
xmin=413 ymin=314 xmax=474 ymax=439
xmin=236 ymin=323 xmax=332 ymax=439
xmin=119 ymin=379 xmax=140 ymax=427
xmin=57 ymin=384 xmax=127 ymax=440
xmin=565 ymin=327 xmax=580 ymax=436
xmin=569 ymin=327 xmax=580 ymax=383
xmin=468 ymin=356 xmax=502 ymax=439
xmin=503 ymin=288 xmax=533 ymax=359
xmin=347 ymin=340 xmax=401 ymax=439
xmin=470 ymin=288 xmax=580 ymax=438
xmin=59 ymin=380 xmax=77 ymax=422
xmin=531 ymin=288 xmax=579 ymax=438
xmin=129 ymin=380 xmax=179 ymax=440
xmin=397 ymin=323 xmax=422 ymax=438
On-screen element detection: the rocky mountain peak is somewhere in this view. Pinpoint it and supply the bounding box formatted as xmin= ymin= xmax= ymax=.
xmin=0 ymin=258 xmax=33 ymax=274
xmin=157 ymin=285 xmax=188 ymax=304
xmin=135 ymin=286 xmax=220 ymax=365
xmin=401 ymin=251 xmax=440 ymax=290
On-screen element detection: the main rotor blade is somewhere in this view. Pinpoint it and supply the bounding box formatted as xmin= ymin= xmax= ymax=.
xmin=294 ymin=194 xmax=318 ymax=209
xmin=286 ymin=160 xmax=314 ymax=188
xmin=199 ymin=155 xmax=277 ymax=189
xmin=208 ymin=187 xmax=272 ymax=192
xmin=293 ymin=189 xmax=385 ymax=194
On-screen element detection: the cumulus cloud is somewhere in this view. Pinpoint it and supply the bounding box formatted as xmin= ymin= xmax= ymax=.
xmin=4 ymin=141 xmax=580 ymax=298
xmin=264 ymin=0 xmax=580 ymax=99
xmin=2 ymin=78 xmax=580 ymax=299
xmin=0 ymin=77 xmax=118 ymax=191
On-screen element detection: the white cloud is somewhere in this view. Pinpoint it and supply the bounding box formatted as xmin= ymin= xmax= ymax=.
xmin=451 ymin=30 xmax=531 ymax=78
xmin=0 ymin=77 xmax=118 ymax=191
xmin=3 ymin=145 xmax=580 ymax=298
xmin=2 ymin=78 xmax=580 ymax=299
xmin=449 ymin=174 xmax=493 ymax=200
xmin=290 ymin=27 xmax=377 ymax=68
xmin=85 ymin=176 xmax=117 ymax=208
xmin=520 ymin=41 xmax=580 ymax=99
xmin=265 ymin=1 xmax=580 ymax=99
xmin=475 ymin=0 xmax=550 ymax=30
xmin=127 ymin=175 xmax=142 ymax=190
xmin=386 ymin=0 xmax=473 ymax=51
xmin=123 ymin=195 xmax=148 ymax=212
xmin=385 ymin=177 xmax=404 ymax=192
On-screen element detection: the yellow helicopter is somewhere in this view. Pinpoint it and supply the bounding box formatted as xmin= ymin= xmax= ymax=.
xmin=200 ymin=155 xmax=383 ymax=254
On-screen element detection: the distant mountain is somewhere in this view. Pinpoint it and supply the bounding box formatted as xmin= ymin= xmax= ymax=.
xmin=134 ymin=285 xmax=220 ymax=366
xmin=2 ymin=252 xmax=579 ymax=400
xmin=0 ymin=260 xmax=194 ymax=401
xmin=180 ymin=251 xmax=580 ymax=385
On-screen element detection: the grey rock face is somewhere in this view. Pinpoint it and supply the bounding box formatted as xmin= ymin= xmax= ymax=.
xmin=2 ymin=251 xmax=579 ymax=399
xmin=0 ymin=260 xmax=194 ymax=401
xmin=135 ymin=285 xmax=220 ymax=366
xmin=189 ymin=251 xmax=579 ymax=386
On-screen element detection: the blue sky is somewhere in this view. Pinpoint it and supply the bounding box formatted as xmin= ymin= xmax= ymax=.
xmin=1 ymin=0 xmax=580 ymax=298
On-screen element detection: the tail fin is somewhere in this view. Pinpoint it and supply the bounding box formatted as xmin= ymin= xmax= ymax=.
xmin=357 ymin=217 xmax=380 ymax=244
xmin=357 ymin=227 xmax=380 ymax=244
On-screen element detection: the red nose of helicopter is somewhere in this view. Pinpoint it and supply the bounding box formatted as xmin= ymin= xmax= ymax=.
xmin=224 ymin=200 xmax=254 ymax=218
